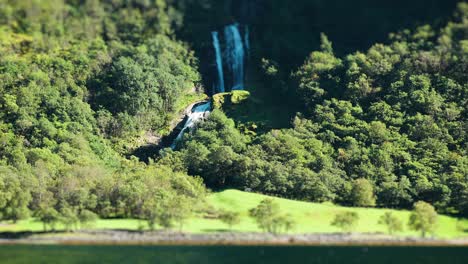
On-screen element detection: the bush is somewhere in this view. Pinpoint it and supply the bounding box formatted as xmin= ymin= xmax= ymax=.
xmin=331 ymin=211 xmax=360 ymax=232
xmin=249 ymin=199 xmax=296 ymax=234
xmin=60 ymin=207 xmax=79 ymax=232
xmin=37 ymin=207 xmax=60 ymax=232
xmin=79 ymin=210 xmax=99 ymax=229
xmin=212 ymin=91 xmax=250 ymax=109
xmin=378 ymin=212 xmax=403 ymax=235
xmin=230 ymin=90 xmax=250 ymax=104
xmin=219 ymin=210 xmax=241 ymax=230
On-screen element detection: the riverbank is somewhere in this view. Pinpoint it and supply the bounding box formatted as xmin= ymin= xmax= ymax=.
xmin=1 ymin=231 xmax=467 ymax=246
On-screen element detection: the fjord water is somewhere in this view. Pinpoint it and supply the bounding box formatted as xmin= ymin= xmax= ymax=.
xmin=212 ymin=31 xmax=225 ymax=93
xmin=224 ymin=23 xmax=245 ymax=90
xmin=1 ymin=245 xmax=467 ymax=264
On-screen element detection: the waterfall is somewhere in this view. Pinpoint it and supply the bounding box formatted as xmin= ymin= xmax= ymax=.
xmin=224 ymin=23 xmax=245 ymax=90
xmin=171 ymin=24 xmax=249 ymax=149
xmin=244 ymin=25 xmax=250 ymax=56
xmin=171 ymin=101 xmax=212 ymax=149
xmin=212 ymin=31 xmax=225 ymax=93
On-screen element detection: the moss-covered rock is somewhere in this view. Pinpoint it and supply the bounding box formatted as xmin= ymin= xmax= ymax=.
xmin=212 ymin=90 xmax=250 ymax=109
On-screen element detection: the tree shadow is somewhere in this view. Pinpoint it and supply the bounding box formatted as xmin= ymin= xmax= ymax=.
xmin=200 ymin=228 xmax=232 ymax=233
xmin=0 ymin=231 xmax=68 ymax=239
xmin=0 ymin=229 xmax=175 ymax=240
xmin=93 ymin=229 xmax=145 ymax=233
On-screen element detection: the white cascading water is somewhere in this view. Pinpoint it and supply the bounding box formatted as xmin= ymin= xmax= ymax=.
xmin=171 ymin=101 xmax=212 ymax=149
xmin=224 ymin=23 xmax=245 ymax=90
xmin=212 ymin=31 xmax=225 ymax=93
xmin=244 ymin=25 xmax=250 ymax=56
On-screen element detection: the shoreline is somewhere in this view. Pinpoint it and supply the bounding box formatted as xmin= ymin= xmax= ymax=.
xmin=1 ymin=231 xmax=467 ymax=246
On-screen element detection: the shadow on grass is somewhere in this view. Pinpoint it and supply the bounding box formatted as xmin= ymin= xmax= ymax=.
xmin=200 ymin=228 xmax=234 ymax=233
xmin=0 ymin=231 xmax=68 ymax=239
xmin=90 ymin=229 xmax=147 ymax=233
xmin=0 ymin=229 xmax=150 ymax=239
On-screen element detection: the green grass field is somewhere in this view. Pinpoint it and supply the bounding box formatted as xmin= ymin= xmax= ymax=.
xmin=1 ymin=190 xmax=467 ymax=239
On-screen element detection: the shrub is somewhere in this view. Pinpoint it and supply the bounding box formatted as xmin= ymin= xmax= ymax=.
xmin=331 ymin=211 xmax=360 ymax=232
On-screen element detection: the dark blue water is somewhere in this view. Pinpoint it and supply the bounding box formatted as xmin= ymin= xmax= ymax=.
xmin=0 ymin=245 xmax=467 ymax=264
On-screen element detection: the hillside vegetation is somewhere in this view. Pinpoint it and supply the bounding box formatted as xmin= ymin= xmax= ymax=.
xmin=0 ymin=0 xmax=207 ymax=229
xmin=169 ymin=3 xmax=468 ymax=217
xmin=0 ymin=1 xmax=466 ymax=232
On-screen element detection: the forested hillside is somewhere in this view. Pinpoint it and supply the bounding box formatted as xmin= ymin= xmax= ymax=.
xmin=0 ymin=0 xmax=466 ymax=231
xmin=0 ymin=0 xmax=205 ymax=227
xmin=167 ymin=2 xmax=468 ymax=216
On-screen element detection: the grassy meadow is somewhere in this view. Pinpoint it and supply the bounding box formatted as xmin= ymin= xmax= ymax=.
xmin=1 ymin=190 xmax=467 ymax=239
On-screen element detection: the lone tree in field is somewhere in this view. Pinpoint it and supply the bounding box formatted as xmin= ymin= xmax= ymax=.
xmin=331 ymin=211 xmax=359 ymax=232
xmin=378 ymin=212 xmax=403 ymax=235
xmin=219 ymin=210 xmax=241 ymax=230
xmin=249 ymin=199 xmax=296 ymax=234
xmin=408 ymin=201 xmax=438 ymax=238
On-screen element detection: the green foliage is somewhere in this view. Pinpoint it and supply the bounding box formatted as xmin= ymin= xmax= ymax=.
xmin=175 ymin=109 xmax=246 ymax=188
xmin=0 ymin=1 xmax=467 ymax=234
xmin=0 ymin=1 xmax=207 ymax=229
xmin=117 ymin=164 xmax=206 ymax=231
xmin=60 ymin=207 xmax=79 ymax=232
xmin=36 ymin=207 xmax=60 ymax=232
xmin=219 ymin=210 xmax=241 ymax=230
xmin=212 ymin=90 xmax=250 ymax=109
xmin=93 ymin=35 xmax=200 ymax=138
xmin=408 ymin=201 xmax=439 ymax=238
xmin=350 ymin=179 xmax=376 ymax=207
xmin=378 ymin=212 xmax=404 ymax=235
xmin=249 ymin=199 xmax=296 ymax=234
xmin=294 ymin=48 xmax=342 ymax=109
xmin=331 ymin=211 xmax=360 ymax=232
xmin=154 ymin=196 xmax=192 ymax=230
xmin=79 ymin=210 xmax=99 ymax=229
xmin=0 ymin=166 xmax=31 ymax=222
xmin=170 ymin=3 xmax=468 ymax=218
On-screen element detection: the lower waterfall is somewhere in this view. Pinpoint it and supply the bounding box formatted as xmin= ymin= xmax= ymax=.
xmin=170 ymin=101 xmax=212 ymax=149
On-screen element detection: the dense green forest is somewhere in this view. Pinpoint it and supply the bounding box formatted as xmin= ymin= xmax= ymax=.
xmin=0 ymin=0 xmax=467 ymax=230
xmin=0 ymin=0 xmax=205 ymax=227
xmin=168 ymin=1 xmax=467 ymax=216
